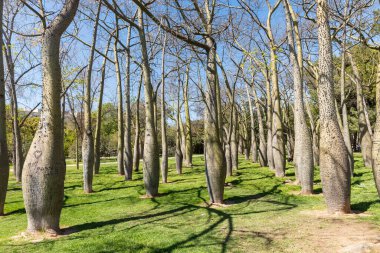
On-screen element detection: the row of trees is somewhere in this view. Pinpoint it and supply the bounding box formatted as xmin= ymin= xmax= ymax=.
xmin=0 ymin=0 xmax=379 ymax=234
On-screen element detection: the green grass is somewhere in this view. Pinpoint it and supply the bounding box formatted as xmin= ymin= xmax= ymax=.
xmin=0 ymin=154 xmax=379 ymax=252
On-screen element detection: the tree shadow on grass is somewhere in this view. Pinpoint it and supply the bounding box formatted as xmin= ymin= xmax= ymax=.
xmin=351 ymin=200 xmax=380 ymax=212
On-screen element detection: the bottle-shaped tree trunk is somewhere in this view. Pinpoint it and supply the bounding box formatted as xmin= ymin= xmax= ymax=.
xmin=284 ymin=0 xmax=313 ymax=194
xmin=316 ymin=0 xmax=351 ymax=213
xmin=133 ymin=77 xmax=142 ymax=172
xmin=138 ymin=8 xmax=160 ymax=197
xmin=204 ymin=38 xmax=226 ymax=204
xmin=22 ymin=0 xmax=79 ymax=233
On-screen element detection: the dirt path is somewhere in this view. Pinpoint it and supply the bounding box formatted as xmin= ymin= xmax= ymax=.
xmin=285 ymin=211 xmax=380 ymax=253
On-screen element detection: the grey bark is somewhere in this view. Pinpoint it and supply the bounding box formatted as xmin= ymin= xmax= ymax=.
xmin=175 ymin=81 xmax=183 ymax=175
xmin=348 ymin=51 xmax=373 ymax=168
xmin=82 ymin=1 xmax=101 ymax=193
xmin=316 ymin=0 xmax=351 ymax=213
xmin=161 ymin=32 xmax=168 ymax=183
xmin=133 ymin=76 xmax=143 ymax=172
xmin=138 ymin=8 xmax=160 ymax=197
xmin=246 ymin=82 xmax=258 ymax=163
xmin=114 ymin=19 xmax=124 ymax=176
xmin=94 ymin=36 xmax=112 ymax=175
xmin=284 ymin=0 xmax=313 ymax=194
xmin=184 ymin=66 xmax=193 ymax=167
xmin=22 ymin=0 xmax=79 ymax=233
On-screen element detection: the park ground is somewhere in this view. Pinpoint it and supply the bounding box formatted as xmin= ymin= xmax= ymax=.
xmin=1 ymin=154 xmax=380 ymax=253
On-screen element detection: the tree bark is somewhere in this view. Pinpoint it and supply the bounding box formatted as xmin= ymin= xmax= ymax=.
xmin=184 ymin=65 xmax=193 ymax=167
xmin=94 ymin=36 xmax=111 ymax=175
xmin=82 ymin=1 xmax=101 ymax=193
xmin=121 ymin=26 xmax=133 ymax=178
xmin=114 ymin=18 xmax=124 ymax=176
xmin=161 ymin=32 xmax=168 ymax=183
xmin=284 ymin=0 xmax=313 ymax=194
xmin=138 ymin=8 xmax=160 ymax=197
xmin=348 ymin=51 xmax=373 ymax=168
xmin=246 ymin=83 xmax=258 ymax=163
xmin=251 ymin=81 xmax=267 ymax=166
xmin=265 ymin=77 xmax=274 ymax=170
xmin=4 ymin=34 xmax=23 ymax=183
xmin=22 ymin=0 xmax=79 ymax=233
xmin=204 ymin=38 xmax=226 ymax=204
xmin=133 ymin=76 xmax=143 ymax=172
xmin=316 ymin=0 xmax=351 ymax=213
xmin=175 ymin=81 xmax=183 ymax=175
xmin=372 ymin=55 xmax=380 ymax=197
xmin=0 ymin=0 xmax=9 ymax=216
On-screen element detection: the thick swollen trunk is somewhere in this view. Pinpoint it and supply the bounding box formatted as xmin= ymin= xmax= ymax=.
xmin=82 ymin=1 xmax=100 ymax=192
xmin=204 ymin=40 xmax=226 ymax=204
xmin=317 ymin=0 xmax=351 ymax=213
xmin=0 ymin=0 xmax=9 ymax=216
xmin=349 ymin=53 xmax=373 ymax=168
xmin=139 ymin=9 xmax=160 ymax=197
xmin=184 ymin=68 xmax=193 ymax=167
xmin=252 ymin=83 xmax=267 ymax=166
xmin=94 ymin=38 xmax=110 ymax=175
xmin=284 ymin=1 xmax=313 ymax=193
xmin=161 ymin=34 xmax=168 ymax=183
xmin=371 ymin=56 xmax=380 ymax=197
xmin=22 ymin=0 xmax=79 ymax=231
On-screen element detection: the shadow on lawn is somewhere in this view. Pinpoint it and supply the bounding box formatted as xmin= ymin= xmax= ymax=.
xmin=351 ymin=200 xmax=380 ymax=212
xmin=62 ymin=183 xmax=296 ymax=253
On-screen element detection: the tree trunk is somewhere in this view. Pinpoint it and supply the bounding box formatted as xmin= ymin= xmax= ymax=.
xmin=133 ymin=76 xmax=142 ymax=172
xmin=270 ymin=48 xmax=285 ymax=177
xmin=251 ymin=82 xmax=267 ymax=166
xmin=161 ymin=32 xmax=168 ymax=183
xmin=138 ymin=8 xmax=160 ymax=197
xmin=246 ymin=83 xmax=258 ymax=163
xmin=204 ymin=38 xmax=226 ymax=204
xmin=348 ymin=52 xmax=373 ymax=168
xmin=339 ymin=17 xmax=354 ymax=175
xmin=114 ymin=21 xmax=124 ymax=176
xmin=184 ymin=66 xmax=193 ymax=167
xmin=265 ymin=77 xmax=274 ymax=170
xmin=284 ymin=0 xmax=313 ymax=194
xmin=371 ymin=55 xmax=380 ymax=197
xmin=4 ymin=36 xmax=23 ymax=183
xmin=176 ymin=83 xmax=183 ymax=175
xmin=316 ymin=0 xmax=351 ymax=213
xmin=22 ymin=0 xmax=79 ymax=233
xmin=94 ymin=36 xmax=111 ymax=175
xmin=83 ymin=1 xmax=101 ymax=193
xmin=0 ymin=0 xmax=9 ymax=216
xmin=231 ymin=106 xmax=238 ymax=171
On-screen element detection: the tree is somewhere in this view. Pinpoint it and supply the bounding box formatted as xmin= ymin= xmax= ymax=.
xmin=82 ymin=1 xmax=101 ymax=193
xmin=316 ymin=0 xmax=351 ymax=213
xmin=0 ymin=0 xmax=10 ymax=216
xmin=284 ymin=0 xmax=313 ymax=194
xmin=22 ymin=0 xmax=80 ymax=233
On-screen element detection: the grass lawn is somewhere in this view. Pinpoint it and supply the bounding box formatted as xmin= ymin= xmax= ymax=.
xmin=0 ymin=153 xmax=379 ymax=252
